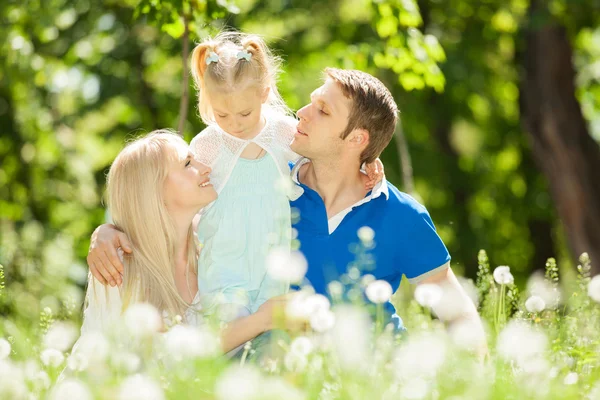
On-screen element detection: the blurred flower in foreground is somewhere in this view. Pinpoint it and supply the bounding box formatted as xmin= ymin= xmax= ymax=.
xmin=215 ymin=365 xmax=261 ymax=400
xmin=43 ymin=322 xmax=78 ymax=352
xmin=493 ymin=266 xmax=514 ymax=285
xmin=331 ymin=306 xmax=372 ymax=371
xmin=527 ymin=271 xmax=561 ymax=309
xmin=394 ymin=333 xmax=447 ymax=380
xmin=267 ymin=248 xmax=308 ymax=284
xmin=117 ymin=374 xmax=164 ymax=400
xmin=310 ymin=308 xmax=336 ymax=332
xmin=497 ymin=320 xmax=547 ymax=367
xmin=366 ymin=280 xmax=393 ymax=304
xmin=163 ymin=324 xmax=220 ymax=360
xmin=40 ymin=349 xmax=64 ymax=368
xmin=525 ymin=295 xmax=546 ymax=313
xmin=0 ymin=339 xmax=10 ymax=359
xmin=564 ymin=372 xmax=578 ymax=386
xmin=588 ymin=275 xmax=600 ymax=303
xmin=414 ymin=283 xmax=442 ymax=308
xmin=50 ymin=378 xmax=92 ymax=400
xmin=123 ymin=303 xmax=162 ymax=338
xmin=0 ymin=359 xmax=28 ymax=399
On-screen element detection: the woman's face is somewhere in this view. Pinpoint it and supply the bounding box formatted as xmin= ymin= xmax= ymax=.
xmin=163 ymin=141 xmax=217 ymax=213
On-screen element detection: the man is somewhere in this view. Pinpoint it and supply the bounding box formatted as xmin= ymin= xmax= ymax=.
xmin=88 ymin=68 xmax=485 ymax=347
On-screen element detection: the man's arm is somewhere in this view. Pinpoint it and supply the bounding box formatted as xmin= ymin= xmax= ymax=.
xmin=419 ymin=263 xmax=488 ymax=356
xmin=87 ymin=224 xmax=132 ymax=287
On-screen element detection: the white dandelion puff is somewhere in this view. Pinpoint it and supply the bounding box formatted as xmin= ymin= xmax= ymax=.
xmin=588 ymin=275 xmax=600 ymax=303
xmin=414 ymin=284 xmax=443 ymax=308
xmin=0 ymin=339 xmax=11 ymax=359
xmin=123 ymin=303 xmax=162 ymax=338
xmin=40 ymin=349 xmax=64 ymax=368
xmin=366 ymin=280 xmax=393 ymax=304
xmin=493 ymin=266 xmax=514 ymax=285
xmin=266 ymin=248 xmax=308 ymax=284
xmin=525 ymin=295 xmax=546 ymax=313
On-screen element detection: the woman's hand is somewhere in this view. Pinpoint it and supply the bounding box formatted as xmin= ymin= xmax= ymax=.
xmin=87 ymin=224 xmax=132 ymax=287
xmin=363 ymin=158 xmax=385 ymax=191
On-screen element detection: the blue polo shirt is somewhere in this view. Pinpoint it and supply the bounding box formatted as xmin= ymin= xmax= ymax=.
xmin=290 ymin=159 xmax=451 ymax=329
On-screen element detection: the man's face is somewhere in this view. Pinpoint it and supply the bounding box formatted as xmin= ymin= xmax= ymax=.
xmin=291 ymin=79 xmax=353 ymax=160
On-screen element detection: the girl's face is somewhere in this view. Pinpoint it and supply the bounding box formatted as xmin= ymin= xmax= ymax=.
xmin=209 ymin=85 xmax=269 ymax=140
xmin=163 ymin=141 xmax=217 ymax=214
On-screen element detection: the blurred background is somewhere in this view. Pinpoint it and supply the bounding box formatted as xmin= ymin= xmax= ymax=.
xmin=1 ymin=0 xmax=599 ymax=325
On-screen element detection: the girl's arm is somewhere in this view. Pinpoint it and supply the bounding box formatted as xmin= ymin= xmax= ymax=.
xmin=219 ymin=294 xmax=288 ymax=352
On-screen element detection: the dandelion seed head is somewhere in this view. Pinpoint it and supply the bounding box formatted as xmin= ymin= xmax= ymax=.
xmin=493 ymin=266 xmax=514 ymax=285
xmin=123 ymin=303 xmax=162 ymax=338
xmin=266 ymin=248 xmax=308 ymax=284
xmin=43 ymin=322 xmax=78 ymax=352
xmin=117 ymin=374 xmax=164 ymax=400
xmin=366 ymin=280 xmax=393 ymax=304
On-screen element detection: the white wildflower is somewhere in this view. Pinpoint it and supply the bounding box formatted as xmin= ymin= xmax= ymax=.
xmin=331 ymin=306 xmax=372 ymax=370
xmin=40 ymin=349 xmax=64 ymax=368
xmin=290 ymin=336 xmax=313 ymax=356
xmin=284 ymin=351 xmax=308 ymax=372
xmin=448 ymin=319 xmax=486 ymax=351
xmin=66 ymin=352 xmax=89 ymax=372
xmin=357 ymin=226 xmax=375 ymax=244
xmin=588 ymin=275 xmax=600 ymax=303
xmin=215 ymin=365 xmax=262 ymax=400
xmin=310 ymin=308 xmax=336 ymax=332
xmin=43 ymin=322 xmax=78 ymax=351
xmin=527 ymin=272 xmax=561 ymax=308
xmin=111 ymin=351 xmax=141 ymax=374
xmin=262 ymin=377 xmax=306 ymax=400
xmin=414 ymin=284 xmax=443 ymax=308
xmin=525 ymin=295 xmax=546 ymax=313
xmin=493 ymin=266 xmax=514 ymax=285
xmin=266 ymin=248 xmax=308 ymax=284
xmin=327 ymin=281 xmax=344 ymax=297
xmin=71 ymin=332 xmax=109 ymax=366
xmin=0 ymin=359 xmax=27 ymax=399
xmin=366 ymin=280 xmax=393 ymax=304
xmin=164 ymin=325 xmax=219 ymax=360
xmin=304 ymin=294 xmax=331 ymax=313
xmin=0 ymin=339 xmax=11 ymax=359
xmin=117 ymin=374 xmax=164 ymax=400
xmin=123 ymin=303 xmax=162 ymax=338
xmin=394 ymin=333 xmax=447 ymax=379
xmin=497 ymin=320 xmax=547 ymax=365
xmin=564 ymin=372 xmax=578 ymax=385
xmin=50 ymin=379 xmax=92 ymax=400
xmin=399 ymin=377 xmax=430 ymax=399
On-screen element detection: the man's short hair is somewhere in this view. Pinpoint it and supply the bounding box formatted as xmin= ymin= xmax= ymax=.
xmin=324 ymin=68 xmax=399 ymax=164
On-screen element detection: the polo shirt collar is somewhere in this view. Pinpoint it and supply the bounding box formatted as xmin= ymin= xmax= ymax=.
xmin=291 ymin=157 xmax=390 ymax=201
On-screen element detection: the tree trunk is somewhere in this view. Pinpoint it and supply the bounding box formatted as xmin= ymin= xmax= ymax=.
xmin=520 ymin=0 xmax=600 ymax=273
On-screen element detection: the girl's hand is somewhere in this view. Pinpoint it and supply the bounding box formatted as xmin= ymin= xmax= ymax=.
xmin=364 ymin=158 xmax=385 ymax=191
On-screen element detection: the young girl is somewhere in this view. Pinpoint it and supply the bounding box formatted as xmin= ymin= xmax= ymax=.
xmin=189 ymin=31 xmax=381 ymax=323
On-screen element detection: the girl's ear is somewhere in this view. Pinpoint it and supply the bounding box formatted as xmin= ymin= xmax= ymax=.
xmin=261 ymin=86 xmax=270 ymax=104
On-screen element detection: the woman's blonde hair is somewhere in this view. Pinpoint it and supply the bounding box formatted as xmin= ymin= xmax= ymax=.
xmin=106 ymin=130 xmax=198 ymax=318
xmin=190 ymin=30 xmax=291 ymax=124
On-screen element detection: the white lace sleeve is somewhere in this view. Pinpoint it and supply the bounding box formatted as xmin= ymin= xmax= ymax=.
xmin=79 ymin=273 xmax=123 ymax=335
xmin=277 ymin=116 xmax=302 ymax=163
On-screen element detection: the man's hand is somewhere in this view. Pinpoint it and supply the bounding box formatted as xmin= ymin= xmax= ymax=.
xmin=363 ymin=158 xmax=385 ymax=191
xmin=87 ymin=224 xmax=132 ymax=287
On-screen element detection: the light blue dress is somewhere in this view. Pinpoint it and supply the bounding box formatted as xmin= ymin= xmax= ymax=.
xmin=196 ymin=152 xmax=291 ymax=320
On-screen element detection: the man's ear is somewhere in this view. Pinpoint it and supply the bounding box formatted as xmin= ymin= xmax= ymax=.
xmin=349 ymin=129 xmax=369 ymax=148
xmin=261 ymin=86 xmax=270 ymax=103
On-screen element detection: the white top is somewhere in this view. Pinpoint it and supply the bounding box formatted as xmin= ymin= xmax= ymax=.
xmin=291 ymin=158 xmax=389 ymax=234
xmin=190 ymin=110 xmax=302 ymax=200
xmin=77 ymin=274 xmax=204 ymax=338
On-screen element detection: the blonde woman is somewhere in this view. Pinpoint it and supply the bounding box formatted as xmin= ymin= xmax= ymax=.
xmin=77 ymin=130 xmax=284 ymax=352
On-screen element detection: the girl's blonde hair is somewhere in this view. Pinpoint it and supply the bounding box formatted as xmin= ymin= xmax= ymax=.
xmin=106 ymin=130 xmax=198 ymax=318
xmin=190 ymin=31 xmax=291 ymax=124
